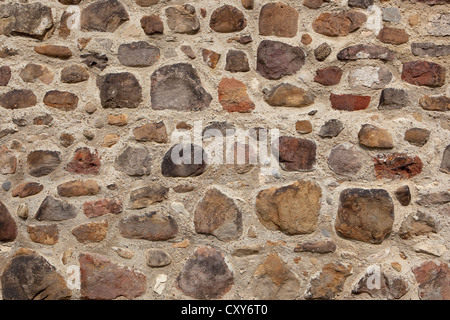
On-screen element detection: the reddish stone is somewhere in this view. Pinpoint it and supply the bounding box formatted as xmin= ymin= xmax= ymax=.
xmin=72 ymin=221 xmax=108 ymax=243
xmin=43 ymin=91 xmax=79 ymax=111
xmin=306 ymin=263 xmax=352 ymax=300
xmin=314 ymin=67 xmax=343 ymax=86
xmin=301 ymin=34 xmax=312 ymax=45
xmin=66 ymin=147 xmax=101 ymax=175
xmin=34 ymin=45 xmax=72 ymax=59
xmin=57 ymin=180 xmax=100 ymax=197
xmin=419 ymin=95 xmax=450 ymax=111
xmin=11 ymin=182 xmax=44 ymax=198
xmin=312 ymin=11 xmax=367 ymax=37
xmin=373 ymin=153 xmax=423 ymax=179
xmin=83 ymin=198 xmax=123 ymax=218
xmin=202 ymin=49 xmax=221 ymax=69
xmin=0 ymin=201 xmax=17 ymax=242
xmin=377 ymin=27 xmax=409 ymax=45
xmin=28 ymin=225 xmax=59 ymax=245
xmin=218 ymin=78 xmax=255 ymax=113
xmin=330 ymin=94 xmax=371 ymax=111
xmin=413 ymin=261 xmax=450 ymax=300
xmin=402 ymin=61 xmax=446 ymax=87
xmin=259 ymin=2 xmax=299 ymax=38
xmin=337 ymin=44 xmax=396 ymax=61
xmin=277 ymin=136 xmax=316 ymax=171
xmin=0 ymin=90 xmax=37 ymax=109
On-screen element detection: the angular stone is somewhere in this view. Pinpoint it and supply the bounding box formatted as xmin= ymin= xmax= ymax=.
xmin=81 ymin=53 xmax=108 ymax=71
xmin=251 ymin=253 xmax=300 ymax=300
xmin=28 ymin=225 xmax=59 ymax=245
xmin=140 ymin=15 xmax=164 ymax=35
xmin=348 ymin=0 xmax=374 ymax=8
xmin=318 ymin=119 xmax=344 ymax=138
xmin=34 ymin=45 xmax=72 ymax=59
xmin=335 ymin=188 xmax=394 ymax=244
xmin=399 ymin=211 xmax=439 ymax=239
xmin=353 ymin=267 xmax=409 ymax=299
xmin=133 ymin=122 xmax=168 ymax=143
xmin=210 ymin=5 xmax=246 ymax=33
xmin=150 ymin=63 xmax=212 ymax=111
xmin=202 ymin=49 xmax=221 ymax=69
xmin=404 ymin=128 xmax=430 ymax=146
xmin=383 ymin=7 xmax=401 ymax=23
xmin=358 ymin=124 xmax=394 ymax=148
xmin=35 ymin=196 xmax=77 ymax=221
xmin=61 ymin=65 xmax=89 ymax=83
xmin=97 ymin=72 xmax=142 ymax=108
xmin=118 ymin=42 xmax=160 ymax=67
xmin=0 ymin=201 xmax=17 ymax=242
xmin=379 ymin=88 xmax=409 ymax=110
xmin=277 ymin=137 xmax=316 ymax=171
xmin=263 ymin=83 xmax=314 ymax=108
xmin=348 ymin=66 xmax=392 ymax=89
xmin=417 ymin=191 xmax=450 ymax=207
xmin=419 ymin=95 xmax=450 ymax=111
xmin=415 ymin=242 xmax=446 ymax=257
xmin=412 ymin=43 xmax=450 ymax=58
xmin=115 ymin=146 xmax=151 ymax=176
xmin=0 ymin=90 xmax=37 ymax=109
xmin=33 ymin=115 xmax=53 ymax=126
xmin=330 ymin=94 xmax=371 ymax=111
xmin=57 ymin=180 xmax=100 ymax=197
xmin=194 ymin=188 xmax=242 ymax=241
xmin=427 ymin=14 xmax=450 ymax=36
xmin=0 ymin=3 xmax=53 ymax=40
xmin=373 ymin=153 xmax=423 ymax=179
xmin=218 ymin=78 xmax=255 ymax=113
xmin=0 ymin=66 xmax=11 ymax=86
xmin=43 ymin=91 xmax=79 ymax=111
xmin=119 ymin=212 xmax=178 ymax=241
xmin=0 ymin=146 xmax=16 ymax=174
xmin=11 ymin=182 xmax=43 ymax=198
xmin=395 ymin=185 xmax=411 ymax=206
xmin=441 ymin=145 xmax=450 ymax=174
xmin=327 ymin=143 xmax=363 ymax=176
xmin=377 ymin=27 xmax=409 ymax=45
xmin=177 ymin=246 xmax=233 ymax=299
xmin=83 ymin=199 xmax=122 ymax=218
xmin=72 ymin=221 xmax=108 ymax=243
xmin=314 ymin=67 xmax=343 ymax=86
xmin=413 ymin=261 xmax=450 ymax=300
xmin=312 ymin=11 xmax=367 ymax=37
xmin=241 ymin=0 xmax=254 ymax=9
xmin=314 ymin=42 xmax=332 ymax=61
xmin=257 ymin=40 xmax=305 ymax=80
xmin=165 ymin=5 xmax=200 ymax=34
xmin=129 ymin=185 xmax=169 ymax=209
xmin=27 ymin=150 xmax=61 ymax=177
xmin=402 ymin=60 xmax=446 ymax=87
xmin=162 ymin=143 xmax=207 ymax=177
xmin=146 ymin=249 xmax=172 ymax=267
xmin=81 ymin=0 xmax=129 ymax=32
xmin=294 ymin=240 xmax=337 ymax=254
xmin=256 ymin=181 xmax=322 ymax=235
xmin=80 ymin=253 xmax=146 ymax=300
xmin=66 ymin=148 xmax=101 ymax=175
xmin=259 ymin=2 xmax=298 ymax=37
xmin=180 ymin=45 xmax=196 ymax=59
xmin=1 ymin=249 xmax=71 ymax=300
xmin=337 ymin=44 xmax=396 ymax=61
xmin=296 ymin=120 xmax=312 ymax=134
xmin=306 ymin=263 xmax=352 ymax=300
xmin=225 ymin=50 xmax=250 ymax=73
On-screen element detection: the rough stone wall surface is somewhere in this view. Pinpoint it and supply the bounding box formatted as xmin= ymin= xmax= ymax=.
xmin=0 ymin=0 xmax=449 ymax=300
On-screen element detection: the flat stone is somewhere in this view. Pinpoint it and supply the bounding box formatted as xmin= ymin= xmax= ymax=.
xmin=415 ymin=242 xmax=447 ymax=257
xmin=180 ymin=45 xmax=196 ymax=59
xmin=0 ymin=90 xmax=37 ymax=109
xmin=232 ymin=245 xmax=262 ymax=257
xmin=97 ymin=72 xmax=142 ymax=108
xmin=395 ymin=185 xmax=411 ymax=206
xmin=210 ymin=5 xmax=246 ymax=33
xmin=202 ymin=49 xmax=221 ymax=69
xmin=413 ymin=261 xmax=450 ymax=300
xmin=419 ymin=95 xmax=450 ymax=111
xmin=318 ymin=119 xmax=344 ymax=138
xmin=43 ymin=91 xmax=79 ymax=111
xmin=314 ymin=42 xmax=332 ymax=61
xmin=306 ymin=263 xmax=352 ymax=300
xmin=335 ymin=188 xmax=394 ymax=244
xmin=337 ymin=44 xmax=396 ymax=61
xmin=177 ymin=246 xmax=234 ymax=299
xmin=0 ymin=201 xmax=17 ymax=242
xmin=383 ymin=7 xmax=401 ymax=23
xmin=161 ymin=143 xmax=207 ymax=177
xmin=263 ymin=83 xmax=314 ymax=107
xmin=35 ymin=196 xmax=77 ymax=221
xmin=399 ymin=211 xmax=439 ymax=239
xmin=165 ymin=4 xmax=200 ymax=34
xmin=348 ymin=66 xmax=392 ymax=89
xmin=353 ymin=267 xmax=409 ymax=299
xmin=379 ymin=88 xmax=409 ymax=110
xmin=112 ymin=247 xmax=134 ymax=259
xmin=348 ymin=0 xmax=374 ymax=8
xmin=312 ymin=11 xmax=367 ymax=37
xmin=257 ymin=40 xmax=305 ymax=80
xmin=441 ymin=145 xmax=450 ymax=174
xmin=194 ymin=188 xmax=242 ymax=241
xmin=115 ymin=146 xmax=151 ymax=176
xmin=129 ymin=185 xmax=169 ymax=209
xmin=119 ymin=212 xmax=178 ymax=241
xmin=373 ymin=153 xmax=423 ymax=179
xmin=295 ymin=120 xmax=313 ymax=134
xmin=57 ymin=180 xmax=100 ymax=197
xmin=118 ymin=41 xmax=160 ymax=67
xmin=277 ymin=136 xmax=316 ymax=171
xmin=251 ymin=253 xmax=300 ymax=300
xmin=255 ymin=180 xmax=322 ymax=235
xmin=0 ymin=66 xmax=11 ymax=86
xmin=33 ymin=114 xmax=53 ymax=126
xmin=141 ymin=15 xmax=164 ymax=35
xmin=28 ymin=225 xmax=59 ymax=245
xmin=133 ymin=122 xmax=168 ymax=143
xmin=83 ymin=198 xmax=122 ymax=218
xmin=61 ymin=65 xmax=89 ymax=83
xmin=225 ymin=50 xmax=250 ymax=73
xmin=107 ymin=114 xmax=127 ymax=126
xmin=330 ymin=94 xmax=371 ymax=111
xmin=1 ymin=249 xmax=71 ymax=300
xmin=27 ymin=150 xmax=61 ymax=177
xmin=11 ymin=182 xmax=43 ymax=198
xmin=417 ymin=191 xmax=450 ymax=207
xmin=402 ymin=60 xmax=446 ymax=87
xmin=358 ymin=124 xmax=394 ymax=148
xmin=218 ymin=78 xmax=255 ymax=113
xmin=34 ymin=45 xmax=72 ymax=59
xmin=80 ymin=253 xmax=146 ymax=300
xmin=81 ymin=0 xmax=129 ymax=32
xmin=146 ymin=249 xmax=172 ymax=267
xmin=314 ymin=67 xmax=343 ymax=86
xmin=72 ymin=221 xmax=108 ymax=243
xmin=427 ymin=14 xmax=450 ymax=36
xmin=66 ymin=148 xmax=101 ymax=175
xmin=412 ymin=43 xmax=450 ymax=58
xmin=294 ymin=240 xmax=337 ymax=254
xmin=377 ymin=27 xmax=409 ymax=45
xmin=404 ymin=128 xmax=430 ymax=146
xmin=60 ymin=134 xmax=75 ymax=148
xmin=136 ymin=0 xmax=159 ymax=6
xmin=0 ymin=146 xmax=16 ymax=174
xmin=259 ymin=2 xmax=298 ymax=37
xmin=150 ymin=63 xmax=212 ymax=111
xmin=81 ymin=53 xmax=108 ymax=70
xmin=327 ymin=143 xmax=363 ymax=176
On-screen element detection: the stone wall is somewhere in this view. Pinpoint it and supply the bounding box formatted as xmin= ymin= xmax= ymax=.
xmin=0 ymin=0 xmax=449 ymax=300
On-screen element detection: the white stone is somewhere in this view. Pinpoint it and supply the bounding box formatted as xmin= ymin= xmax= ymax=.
xmin=171 ymin=202 xmax=189 ymax=215
xmin=154 ymin=274 xmax=168 ymax=295
xmin=414 ymin=242 xmax=447 ymax=257
xmin=366 ymin=5 xmax=382 ymax=36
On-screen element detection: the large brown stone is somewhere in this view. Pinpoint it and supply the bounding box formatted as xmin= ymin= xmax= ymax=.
xmin=377 ymin=27 xmax=409 ymax=45
xmin=83 ymin=199 xmax=122 ymax=218
xmin=161 ymin=143 xmax=207 ymax=177
xmin=61 ymin=65 xmax=89 ymax=84
xmin=43 ymin=91 xmax=79 ymax=111
xmin=401 ymin=60 xmax=446 ymax=87
xmin=129 ymin=185 xmax=169 ymax=209
xmin=218 ymin=78 xmax=255 ymax=113
xmin=358 ymin=124 xmax=394 ymax=148
xmin=57 ymin=180 xmax=100 ymax=197
xmin=81 ymin=0 xmax=129 ymax=32
xmin=419 ymin=95 xmax=450 ymax=111
xmin=277 ymin=136 xmax=316 ymax=171
xmin=165 ymin=4 xmax=200 ymax=34
xmin=66 ymin=148 xmax=101 ymax=175
xmin=119 ymin=212 xmax=178 ymax=241
xmin=330 ymin=94 xmax=371 ymax=111
xmin=11 ymin=182 xmax=43 ymax=198
xmin=140 ymin=15 xmax=164 ymax=35
xmin=413 ymin=261 xmax=450 ymax=300
xmin=306 ymin=263 xmax=352 ymax=300
xmin=35 ymin=196 xmax=77 ymax=221
xmin=327 ymin=143 xmax=363 ymax=176
xmin=118 ymin=41 xmax=160 ymax=67
xmin=115 ymin=146 xmax=151 ymax=176
xmin=312 ymin=11 xmax=367 ymax=37
xmin=255 ymin=181 xmax=322 ymax=235
xmin=28 ymin=225 xmax=59 ymax=245
xmin=210 ymin=5 xmax=246 ymax=33
xmin=19 ymin=64 xmax=54 ymax=85
xmin=0 ymin=201 xmax=17 ymax=242
xmin=314 ymin=67 xmax=343 ymax=86
xmin=133 ymin=122 xmax=168 ymax=143
xmin=335 ymin=188 xmax=394 ymax=244
xmin=373 ymin=153 xmax=423 ymax=179
xmin=72 ymin=221 xmax=108 ymax=243
xmin=27 ymin=150 xmax=61 ymax=177
xmin=225 ymin=50 xmax=250 ymax=73
xmin=34 ymin=45 xmax=72 ymax=59
xmin=0 ymin=90 xmax=37 ymax=109
xmin=97 ymin=73 xmax=142 ymax=109
xmin=259 ymin=2 xmax=299 ymax=38
xmin=263 ymin=83 xmax=315 ymax=107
